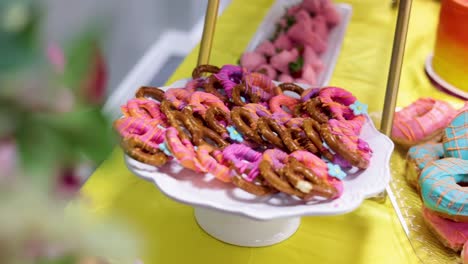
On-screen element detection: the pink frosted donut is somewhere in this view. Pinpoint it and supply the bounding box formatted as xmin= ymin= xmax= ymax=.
xmin=165 ymin=127 xmax=205 ymax=172
xmin=269 ymin=94 xmax=300 ymax=118
xmin=189 ymin=91 xmax=229 ymax=117
xmin=164 ymin=88 xmax=191 ymax=110
xmin=463 ymin=242 xmax=468 ymax=264
xmin=290 ymin=150 xmax=343 ymax=198
xmin=392 ymin=98 xmax=457 ymax=147
xmin=196 ymin=144 xmax=232 ymax=182
xmin=222 ymin=144 xmax=263 ymax=181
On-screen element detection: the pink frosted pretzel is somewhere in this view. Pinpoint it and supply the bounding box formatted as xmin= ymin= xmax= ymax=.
xmin=164 ymin=88 xmax=191 ymax=110
xmin=269 ymin=95 xmax=300 ymax=122
xmin=188 ymin=91 xmax=229 ymax=117
xmin=262 ymin=149 xmax=289 ymax=170
xmin=114 ymin=117 xmax=165 ymax=149
xmin=317 ymin=87 xmax=367 ymax=134
xmin=243 ymin=103 xmax=272 ymax=118
xmin=125 ymin=98 xmax=167 ymax=126
xmin=244 ymin=72 xmax=278 ymax=95
xmin=222 ymin=144 xmax=263 ymax=182
xmin=196 ymin=144 xmax=232 ymax=182
xmin=165 ymin=127 xmax=205 ymax=173
xmin=290 ymin=150 xmax=343 ymax=198
xmin=321 ymin=119 xmax=372 ymax=169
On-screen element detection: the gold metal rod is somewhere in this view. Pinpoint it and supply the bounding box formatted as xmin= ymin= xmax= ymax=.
xmin=197 ymin=0 xmax=220 ymax=66
xmin=380 ymin=0 xmax=413 ymax=136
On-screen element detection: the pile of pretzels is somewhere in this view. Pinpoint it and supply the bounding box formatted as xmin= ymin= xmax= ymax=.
xmin=114 ymin=64 xmax=372 ymax=201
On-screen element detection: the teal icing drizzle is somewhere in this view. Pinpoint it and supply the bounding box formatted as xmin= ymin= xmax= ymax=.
xmin=420 ymin=158 xmax=468 ymax=217
xmin=443 ymin=110 xmax=468 ymax=160
xmin=408 ymin=143 xmax=444 ymax=169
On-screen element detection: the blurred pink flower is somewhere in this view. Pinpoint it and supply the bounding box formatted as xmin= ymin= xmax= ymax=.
xmin=47 ymin=43 xmax=66 ymax=73
xmin=0 ymin=138 xmax=17 ymax=184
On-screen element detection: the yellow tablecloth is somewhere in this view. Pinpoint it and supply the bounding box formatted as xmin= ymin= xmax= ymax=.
xmin=82 ymin=0 xmax=464 ymax=263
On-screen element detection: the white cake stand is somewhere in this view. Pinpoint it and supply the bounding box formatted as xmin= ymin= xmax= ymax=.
xmin=123 ymin=80 xmax=394 ymax=247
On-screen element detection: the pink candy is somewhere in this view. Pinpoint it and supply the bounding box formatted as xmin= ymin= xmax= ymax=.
xmin=270 ymin=49 xmax=299 ymax=74
xmin=240 ymin=52 xmax=266 ymax=72
xmin=238 ymin=0 xmax=340 ymax=85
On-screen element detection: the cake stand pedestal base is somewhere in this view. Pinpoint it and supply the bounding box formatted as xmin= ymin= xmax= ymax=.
xmin=194 ymin=207 xmax=300 ymax=247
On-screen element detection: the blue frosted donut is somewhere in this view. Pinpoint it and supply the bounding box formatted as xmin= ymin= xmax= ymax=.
xmin=406 ymin=143 xmax=444 ymax=188
xmin=420 ymin=158 xmax=468 ymax=221
xmin=408 ymin=143 xmax=444 ymax=170
xmin=443 ymin=110 xmax=468 ymax=160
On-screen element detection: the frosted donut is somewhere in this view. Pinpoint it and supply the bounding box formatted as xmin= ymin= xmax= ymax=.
xmin=443 ymin=110 xmax=468 ymax=160
xmin=420 ymin=158 xmax=468 ymax=222
xmin=188 ymin=91 xmax=229 ymax=117
xmin=392 ymin=98 xmax=457 ymax=147
xmin=406 ymin=143 xmax=444 ymax=189
xmin=196 ymin=144 xmax=231 ymax=182
xmin=165 ymin=127 xmax=205 ymax=172
xmin=290 ymin=151 xmax=343 ymax=198
xmin=463 ymin=242 xmax=468 ymax=263
xmin=164 ymin=88 xmax=191 ymax=110
xmin=422 ymin=206 xmax=468 ymax=252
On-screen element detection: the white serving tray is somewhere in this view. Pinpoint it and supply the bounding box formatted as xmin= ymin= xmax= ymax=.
xmin=245 ymin=1 xmax=352 ymax=87
xmin=124 ymin=80 xmax=393 ymax=247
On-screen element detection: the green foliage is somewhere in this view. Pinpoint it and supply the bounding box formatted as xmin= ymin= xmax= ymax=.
xmin=289 ymin=56 xmax=304 ymax=73
xmin=0 ymin=0 xmax=41 ymax=73
xmin=62 ymin=29 xmax=100 ymax=95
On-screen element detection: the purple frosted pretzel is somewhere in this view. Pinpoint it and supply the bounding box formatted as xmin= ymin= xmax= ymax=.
xmin=262 ymin=149 xmax=288 ymax=170
xmin=222 ymin=144 xmax=263 ymax=181
xmin=214 ymin=64 xmax=246 ymax=97
xmin=164 ymin=88 xmax=191 ymax=110
xmin=114 ymin=117 xmax=165 ymax=149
